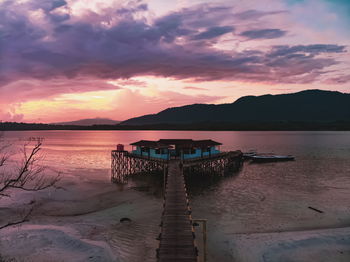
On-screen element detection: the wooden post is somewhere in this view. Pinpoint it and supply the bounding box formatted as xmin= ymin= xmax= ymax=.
xmin=163 ymin=165 xmax=167 ymax=196
xmin=193 ymin=219 xmax=207 ymax=262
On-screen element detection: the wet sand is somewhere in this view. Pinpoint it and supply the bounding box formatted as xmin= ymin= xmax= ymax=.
xmin=1 ymin=170 xmax=349 ymax=262
xmin=0 ymin=171 xmax=162 ymax=262
xmin=190 ymin=162 xmax=350 ymax=262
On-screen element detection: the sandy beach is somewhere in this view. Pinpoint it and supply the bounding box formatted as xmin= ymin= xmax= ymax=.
xmin=0 ymin=170 xmax=162 ymax=262
xmin=1 ymin=169 xmax=350 ymax=262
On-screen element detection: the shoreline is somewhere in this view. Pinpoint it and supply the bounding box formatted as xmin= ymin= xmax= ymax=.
xmin=2 ymin=122 xmax=350 ymax=132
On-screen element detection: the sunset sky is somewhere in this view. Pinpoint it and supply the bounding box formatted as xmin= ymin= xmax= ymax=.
xmin=0 ymin=0 xmax=349 ymax=123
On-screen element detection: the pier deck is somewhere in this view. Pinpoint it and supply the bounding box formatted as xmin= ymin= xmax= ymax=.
xmin=158 ymin=160 xmax=197 ymax=261
xmin=111 ymin=148 xmax=243 ymax=260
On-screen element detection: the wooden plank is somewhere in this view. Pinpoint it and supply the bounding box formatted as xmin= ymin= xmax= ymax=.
xmin=158 ymin=160 xmax=197 ymax=262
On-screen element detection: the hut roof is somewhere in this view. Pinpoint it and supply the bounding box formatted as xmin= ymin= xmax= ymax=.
xmin=130 ymin=140 xmax=171 ymax=148
xmin=193 ymin=139 xmax=222 ymax=147
xmin=130 ymin=139 xmax=221 ymax=148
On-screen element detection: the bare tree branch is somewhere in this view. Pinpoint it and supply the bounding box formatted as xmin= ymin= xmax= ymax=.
xmin=0 ymin=135 xmax=61 ymax=230
xmin=0 ymin=206 xmax=33 ymax=230
xmin=0 ymin=134 xmax=11 ymax=168
xmin=0 ymin=139 xmax=61 ymax=195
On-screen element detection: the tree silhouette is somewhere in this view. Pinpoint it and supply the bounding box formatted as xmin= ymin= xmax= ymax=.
xmin=0 ymin=135 xmax=60 ymax=229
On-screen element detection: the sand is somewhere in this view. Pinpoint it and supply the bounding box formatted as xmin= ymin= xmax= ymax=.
xmin=231 ymin=227 xmax=350 ymax=262
xmin=0 ymin=225 xmax=117 ymax=262
xmin=1 ymin=169 xmax=349 ymax=262
xmin=0 ymin=170 xmax=162 ymax=262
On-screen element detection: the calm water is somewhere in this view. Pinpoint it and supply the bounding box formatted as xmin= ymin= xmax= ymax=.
xmin=2 ymin=130 xmax=350 ymax=261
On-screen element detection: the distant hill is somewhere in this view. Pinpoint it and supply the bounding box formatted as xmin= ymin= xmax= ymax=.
xmin=2 ymin=90 xmax=350 ymax=131
xmin=121 ymin=90 xmax=350 ymax=125
xmin=54 ymin=117 xmax=120 ymax=126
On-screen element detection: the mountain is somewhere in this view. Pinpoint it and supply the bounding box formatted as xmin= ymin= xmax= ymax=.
xmin=54 ymin=117 xmax=120 ymax=126
xmin=122 ymin=90 xmax=350 ymax=125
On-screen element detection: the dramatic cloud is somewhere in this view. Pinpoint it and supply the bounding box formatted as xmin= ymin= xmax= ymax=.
xmin=0 ymin=0 xmax=346 ymax=92
xmin=240 ymin=29 xmax=287 ymax=39
xmin=0 ymin=0 xmax=349 ymax=122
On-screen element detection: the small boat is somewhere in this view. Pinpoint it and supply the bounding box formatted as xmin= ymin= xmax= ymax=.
xmin=243 ymin=150 xmax=257 ymax=159
xmin=250 ymin=154 xmax=295 ymax=162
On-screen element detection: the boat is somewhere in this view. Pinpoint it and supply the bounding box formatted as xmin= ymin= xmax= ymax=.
xmin=243 ymin=150 xmax=257 ymax=159
xmin=250 ymin=154 xmax=295 ymax=162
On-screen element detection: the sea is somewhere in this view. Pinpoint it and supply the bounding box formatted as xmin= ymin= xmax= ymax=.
xmin=1 ymin=130 xmax=350 ymax=262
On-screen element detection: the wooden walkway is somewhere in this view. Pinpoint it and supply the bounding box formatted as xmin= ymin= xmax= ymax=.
xmin=157 ymin=160 xmax=198 ymax=262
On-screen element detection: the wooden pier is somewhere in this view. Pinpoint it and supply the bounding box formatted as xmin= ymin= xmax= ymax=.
xmin=111 ymin=151 xmax=167 ymax=184
xmin=183 ymin=151 xmax=243 ymax=176
xmin=157 ymin=160 xmax=197 ymax=261
xmin=111 ymin=145 xmax=242 ymax=261
xmin=111 ymin=150 xmax=242 ymax=184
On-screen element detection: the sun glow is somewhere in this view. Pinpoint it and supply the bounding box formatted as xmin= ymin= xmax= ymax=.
xmin=13 ymin=90 xmax=119 ymax=122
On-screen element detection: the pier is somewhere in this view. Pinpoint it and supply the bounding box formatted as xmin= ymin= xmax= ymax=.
xmin=157 ymin=160 xmax=197 ymax=261
xmin=111 ymin=140 xmax=243 ymax=261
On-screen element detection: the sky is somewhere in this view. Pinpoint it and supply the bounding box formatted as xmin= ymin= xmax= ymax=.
xmin=0 ymin=0 xmax=349 ymax=123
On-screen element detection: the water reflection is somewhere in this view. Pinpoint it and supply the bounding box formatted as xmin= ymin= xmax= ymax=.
xmin=128 ymin=167 xmax=243 ymax=198
xmin=129 ymin=171 xmax=164 ymax=198
xmin=185 ymin=170 xmax=242 ymax=196
xmin=2 ymin=130 xmax=350 ymax=262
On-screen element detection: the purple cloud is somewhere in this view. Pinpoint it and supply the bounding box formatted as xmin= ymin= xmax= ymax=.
xmin=192 ymin=26 xmax=234 ymax=40
xmin=240 ymin=29 xmax=287 ymax=39
xmin=0 ymin=0 xmax=348 ymax=97
xmin=268 ymin=44 xmax=346 ymax=57
xmin=234 ymin=9 xmax=288 ymax=20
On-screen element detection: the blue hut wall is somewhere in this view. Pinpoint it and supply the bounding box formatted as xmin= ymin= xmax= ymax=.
xmin=132 ymin=147 xmax=141 ymax=155
xmin=183 ymin=148 xmax=201 ymax=159
xmin=132 ymin=147 xmax=169 ymax=160
xmin=150 ymin=149 xmax=169 ymax=160
xmin=183 ymin=146 xmax=220 ymax=159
